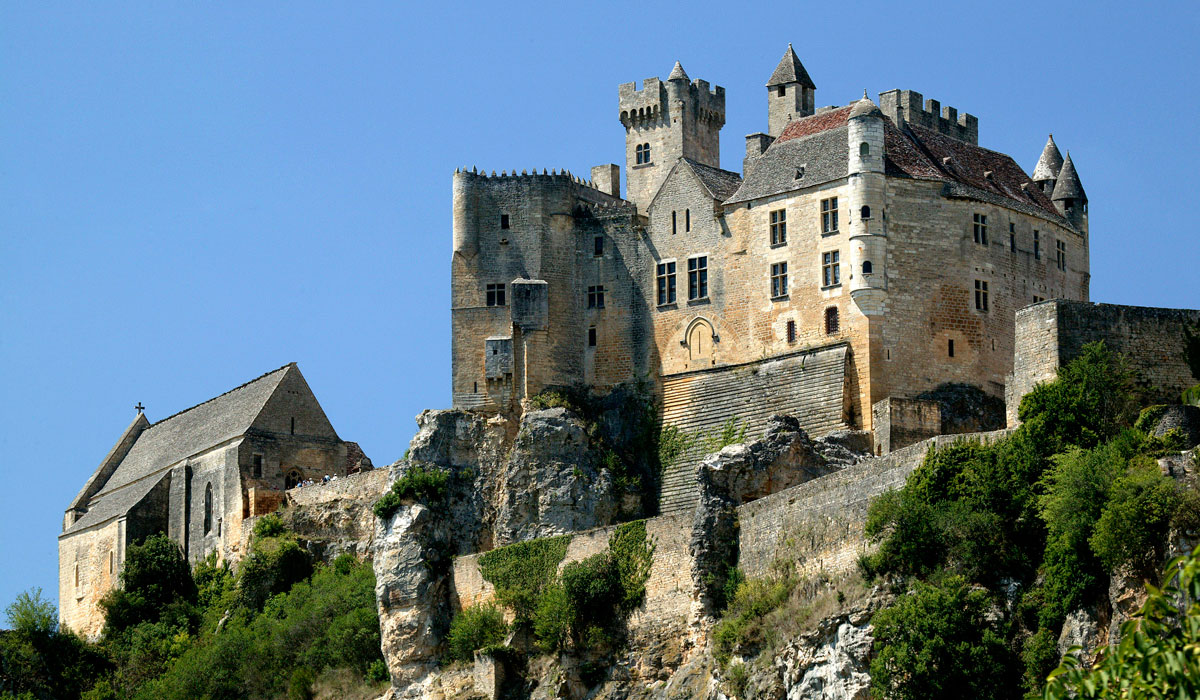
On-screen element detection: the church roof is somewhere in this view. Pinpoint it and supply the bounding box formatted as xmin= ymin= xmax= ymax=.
xmin=64 ymin=363 xmax=295 ymax=534
xmin=725 ymin=105 xmax=1070 ymax=226
xmin=684 ymin=158 xmax=743 ymax=201
xmin=1051 ymin=152 xmax=1086 ymax=202
xmin=1032 ymin=134 xmax=1064 ymax=182
xmin=766 ymin=44 xmax=815 ymax=89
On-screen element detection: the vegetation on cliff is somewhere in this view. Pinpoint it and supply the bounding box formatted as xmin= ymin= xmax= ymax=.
xmin=1 ymin=516 xmax=385 ymax=700
xmin=855 ymin=342 xmax=1199 ymax=700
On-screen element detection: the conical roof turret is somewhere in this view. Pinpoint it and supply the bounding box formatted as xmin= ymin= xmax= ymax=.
xmin=849 ymin=90 xmax=882 ymax=119
xmin=1051 ymin=152 xmax=1086 ymax=202
xmin=1032 ymin=134 xmax=1064 ymax=182
xmin=668 ymin=61 xmax=689 ymax=82
xmin=766 ymin=44 xmax=815 ymax=89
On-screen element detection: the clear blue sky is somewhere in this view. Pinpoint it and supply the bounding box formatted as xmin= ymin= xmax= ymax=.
xmin=2 ymin=1 xmax=1197 ymax=613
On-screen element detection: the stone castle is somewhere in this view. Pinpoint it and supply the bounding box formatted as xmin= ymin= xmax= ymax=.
xmin=451 ymin=46 xmax=1091 ymax=509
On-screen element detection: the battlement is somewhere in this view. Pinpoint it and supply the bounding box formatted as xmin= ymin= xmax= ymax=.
xmin=879 ymin=89 xmax=978 ymax=145
xmin=453 ymin=166 xmax=616 ymax=197
xmin=618 ymin=77 xmax=725 ymax=129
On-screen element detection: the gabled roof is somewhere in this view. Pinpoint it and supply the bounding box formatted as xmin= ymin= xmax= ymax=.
xmin=684 ymin=159 xmax=743 ymax=201
xmin=1032 ymin=134 xmax=1064 ymax=182
xmin=726 ymin=110 xmax=850 ymax=204
xmin=65 ymin=363 xmax=296 ymax=534
xmin=1051 ymin=152 xmax=1086 ymax=202
xmin=766 ymin=44 xmax=815 ymax=89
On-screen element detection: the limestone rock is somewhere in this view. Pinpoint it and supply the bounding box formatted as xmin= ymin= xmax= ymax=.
xmin=700 ymin=415 xmax=840 ymax=506
xmin=1057 ymin=607 xmax=1102 ymax=667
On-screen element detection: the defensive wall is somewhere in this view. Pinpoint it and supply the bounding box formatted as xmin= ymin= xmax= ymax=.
xmin=447 ymin=428 xmax=1010 ymax=642
xmin=1007 ymin=300 xmax=1200 ymax=426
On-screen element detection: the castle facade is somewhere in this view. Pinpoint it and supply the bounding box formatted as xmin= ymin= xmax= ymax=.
xmin=451 ymin=47 xmax=1090 ymax=492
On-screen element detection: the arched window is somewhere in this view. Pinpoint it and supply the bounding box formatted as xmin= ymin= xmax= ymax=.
xmin=203 ymin=484 xmax=213 ymax=534
xmin=860 ymin=142 xmax=870 ymax=157
xmin=686 ymin=318 xmax=715 ymax=363
xmin=862 ymin=260 xmax=873 ymax=275
xmin=860 ymin=205 xmax=871 ymax=219
xmin=286 ymin=470 xmax=302 ymax=490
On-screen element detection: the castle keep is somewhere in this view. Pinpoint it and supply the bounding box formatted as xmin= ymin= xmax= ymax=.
xmin=58 ymin=363 xmax=370 ymax=637
xmin=451 ymin=47 xmax=1090 ymax=506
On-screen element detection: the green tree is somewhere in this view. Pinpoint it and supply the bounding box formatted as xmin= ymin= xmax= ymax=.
xmin=445 ymin=604 xmax=508 ymax=663
xmin=1044 ymin=549 xmax=1200 ymax=699
xmin=4 ymin=589 xmax=57 ymax=635
xmin=99 ymin=534 xmax=197 ymax=637
xmin=1018 ymin=342 xmax=1138 ymax=452
xmin=870 ymin=577 xmax=1013 ymax=700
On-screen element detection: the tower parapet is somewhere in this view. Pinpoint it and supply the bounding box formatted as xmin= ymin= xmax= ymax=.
xmin=879 ymin=89 xmax=978 ymax=145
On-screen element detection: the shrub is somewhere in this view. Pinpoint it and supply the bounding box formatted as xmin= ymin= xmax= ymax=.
xmin=100 ymin=534 xmax=197 ymax=637
xmin=1133 ymin=404 xmax=1170 ymax=434
xmin=561 ymin=554 xmax=622 ymax=635
xmin=1089 ymin=462 xmax=1180 ymax=573
xmin=366 ymin=658 xmax=389 ymax=683
xmin=253 ymin=513 xmax=286 ymax=539
xmin=236 ymin=534 xmax=313 ymax=611
xmin=373 ymin=465 xmax=450 ymax=519
xmin=1019 ymin=342 xmax=1137 ymax=452
xmin=478 ymin=534 xmax=571 ymax=622
xmin=705 ymin=417 xmax=748 ymax=453
xmin=445 ymin=604 xmax=508 ymax=663
xmin=609 ymin=520 xmax=654 ymax=611
xmin=869 ymin=577 xmax=1012 ymax=700
xmin=712 ymin=576 xmax=793 ymax=665
xmin=532 ymin=583 xmax=571 ymax=653
xmin=1021 ymin=627 xmax=1059 ymax=697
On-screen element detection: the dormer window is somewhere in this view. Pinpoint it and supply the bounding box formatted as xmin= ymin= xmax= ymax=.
xmin=794 ymin=166 xmax=805 ymax=180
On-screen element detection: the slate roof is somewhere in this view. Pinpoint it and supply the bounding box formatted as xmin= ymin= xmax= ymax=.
xmin=1051 ymin=153 xmax=1086 ymax=202
xmin=668 ymin=61 xmax=689 ymax=82
xmin=1032 ymin=135 xmax=1064 ymax=182
xmin=766 ymin=44 xmax=816 ymax=89
xmin=684 ymin=158 xmax=743 ymax=201
xmin=724 ymin=106 xmax=1069 ymax=226
xmin=65 ymin=364 xmax=294 ymax=534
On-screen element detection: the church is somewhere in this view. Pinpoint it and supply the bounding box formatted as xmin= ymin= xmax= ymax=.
xmin=449 ymin=47 xmax=1089 ymax=508
xmin=58 ymin=363 xmax=370 ymax=637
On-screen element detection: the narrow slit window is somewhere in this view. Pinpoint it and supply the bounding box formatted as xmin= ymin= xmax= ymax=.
xmin=500 ymin=214 xmax=510 ymax=229
xmin=671 ymin=210 xmax=677 ymax=235
xmin=862 ymin=260 xmax=873 ymax=275
xmin=860 ymin=142 xmax=870 ymax=157
xmin=949 ymin=339 xmax=955 ymax=357
xmin=593 ymin=236 xmax=604 ymax=257
xmin=860 ymin=205 xmax=871 ymax=219
xmin=588 ymin=326 xmax=597 ymax=347
xmin=1034 ymin=230 xmax=1041 ymax=259
xmin=252 ymin=454 xmax=263 ymax=479
xmin=685 ymin=209 xmax=690 ymax=232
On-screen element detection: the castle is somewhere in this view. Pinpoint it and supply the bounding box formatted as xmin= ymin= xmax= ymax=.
xmin=58 ymin=363 xmax=370 ymax=637
xmin=451 ymin=47 xmax=1090 ymax=507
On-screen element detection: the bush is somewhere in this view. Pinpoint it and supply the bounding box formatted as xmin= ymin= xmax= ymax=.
xmin=373 ymin=465 xmax=451 ymax=519
xmin=478 ymin=534 xmax=571 ymax=622
xmin=712 ymin=576 xmax=793 ymax=665
xmin=445 ymin=604 xmax=508 ymax=663
xmin=1089 ymin=462 xmax=1180 ymax=573
xmin=532 ymin=583 xmax=571 ymax=653
xmin=100 ymin=534 xmax=197 ymax=638
xmin=1018 ymin=342 xmax=1137 ymax=452
xmin=253 ymin=513 xmax=286 ymax=539
xmin=236 ymin=534 xmax=313 ymax=611
xmin=609 ymin=520 xmax=654 ymax=611
xmin=366 ymin=658 xmax=389 ymax=683
xmin=5 ymin=588 xmax=58 ymax=634
xmin=1021 ymin=627 xmax=1059 ymax=697
xmin=869 ymin=577 xmax=1012 ymax=700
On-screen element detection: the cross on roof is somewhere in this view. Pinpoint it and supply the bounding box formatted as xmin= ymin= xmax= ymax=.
xmin=134 ymin=402 xmax=145 ymax=414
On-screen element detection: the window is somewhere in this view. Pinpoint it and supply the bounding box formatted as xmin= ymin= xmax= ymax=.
xmin=777 ymin=85 xmax=786 ymax=97
xmin=948 ymin=339 xmax=955 ymax=357
xmin=486 ymin=283 xmax=506 ymax=307
xmin=1009 ymin=222 xmax=1017 ymax=253
xmin=587 ymin=285 xmax=605 ymax=309
xmin=687 ymin=256 xmax=708 ymax=300
xmin=594 ymin=236 xmax=604 ymax=257
xmin=975 ymin=279 xmax=989 ymax=312
xmin=252 ymin=454 xmax=263 ymax=479
xmin=203 ymin=483 xmax=213 ymax=534
xmin=786 ymin=319 xmax=796 ymax=343
xmin=822 ymin=250 xmax=841 ymax=286
xmin=685 ymin=209 xmax=690 ymax=232
xmin=500 ymin=213 xmax=510 ymax=229
xmin=635 ymin=142 xmax=651 ymax=164
xmin=109 ymin=551 xmax=115 ymax=575
xmin=860 ymin=205 xmax=871 ymax=219
xmin=973 ymin=213 xmax=988 ymax=245
xmin=672 ymin=210 xmax=677 ymax=235
xmin=770 ymin=262 xmax=788 ymax=298
xmin=1034 ymin=295 xmax=1045 ymax=303
xmin=1056 ymin=240 xmax=1067 ymax=271
xmin=860 ymin=142 xmax=870 ymax=157
xmin=862 ymin=260 xmax=873 ymax=275
xmin=588 ymin=326 xmax=597 ymax=347
xmin=1033 ymin=230 xmax=1041 ymax=259
xmin=821 ymin=197 xmax=839 ymax=233
xmin=656 ymin=262 xmax=676 ymax=305
xmin=286 ymin=469 xmax=301 ymax=489
xmin=770 ymin=209 xmax=787 ymax=245
xmin=290 ymin=417 xmax=295 ymax=435
xmin=825 ymin=307 xmax=840 ymax=334
xmin=74 ymin=564 xmax=79 ymax=588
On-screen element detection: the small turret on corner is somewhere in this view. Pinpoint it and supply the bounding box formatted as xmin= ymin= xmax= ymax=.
xmin=1051 ymin=152 xmax=1087 ymax=232
xmin=766 ymin=44 xmax=816 ymax=137
xmin=1032 ymin=134 xmax=1064 ymax=196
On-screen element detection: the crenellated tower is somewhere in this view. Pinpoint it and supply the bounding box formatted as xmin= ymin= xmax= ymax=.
xmin=619 ymin=61 xmax=725 ymax=210
xmin=766 ymin=44 xmax=816 ymax=137
xmin=846 ymin=93 xmax=888 ymax=317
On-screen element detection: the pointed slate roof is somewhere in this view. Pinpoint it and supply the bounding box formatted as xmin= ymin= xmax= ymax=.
xmin=683 ymin=158 xmax=743 ymax=201
xmin=1051 ymin=152 xmax=1086 ymax=201
xmin=1032 ymin=134 xmax=1064 ymax=182
xmin=65 ymin=363 xmax=296 ymax=533
xmin=668 ymin=61 xmax=689 ymax=82
xmin=766 ymin=44 xmax=815 ymax=89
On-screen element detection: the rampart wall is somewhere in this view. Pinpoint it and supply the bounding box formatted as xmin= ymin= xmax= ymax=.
xmin=1007 ymin=300 xmax=1200 ymax=425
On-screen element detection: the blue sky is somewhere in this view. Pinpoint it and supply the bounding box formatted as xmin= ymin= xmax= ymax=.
xmin=1 ymin=1 xmax=1197 ymax=613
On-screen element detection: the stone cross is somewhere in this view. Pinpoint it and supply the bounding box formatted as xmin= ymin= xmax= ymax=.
xmin=134 ymin=402 xmax=145 ymax=414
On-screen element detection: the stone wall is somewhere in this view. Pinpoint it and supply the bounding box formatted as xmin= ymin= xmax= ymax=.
xmin=285 ymin=468 xmax=391 ymax=507
xmin=659 ymin=344 xmax=849 ymax=513
xmin=737 ymin=429 xmax=1012 ymax=580
xmin=1007 ymin=300 xmax=1200 ymax=425
xmin=871 ymin=397 xmax=941 ymax=455
xmin=58 ymin=519 xmax=122 ymax=638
